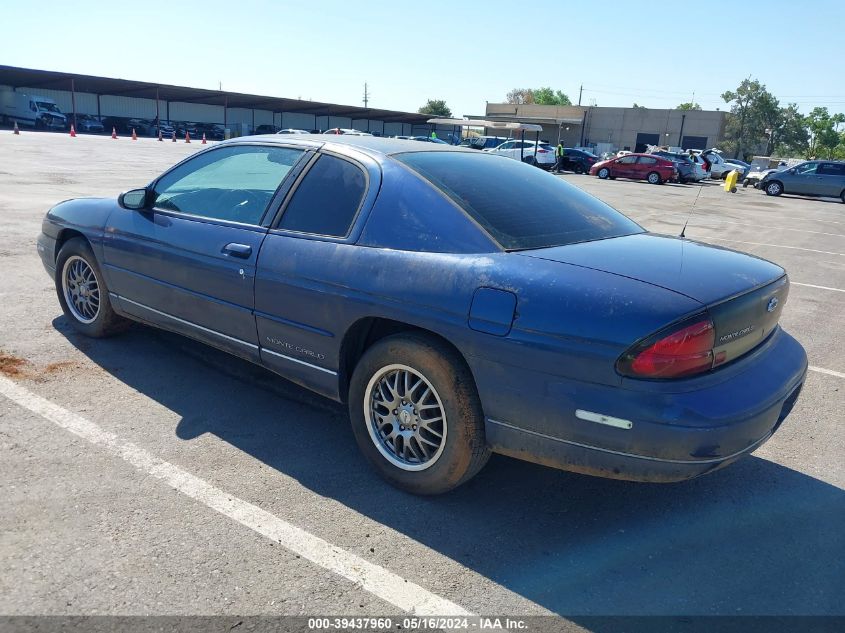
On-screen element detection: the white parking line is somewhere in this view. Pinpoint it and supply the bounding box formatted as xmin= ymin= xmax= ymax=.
xmin=0 ymin=375 xmax=471 ymax=617
xmin=703 ymin=237 xmax=844 ymax=256
xmin=809 ymin=366 xmax=845 ymax=379
xmin=693 ymin=219 xmax=845 ymax=238
xmin=792 ymin=282 xmax=845 ymax=293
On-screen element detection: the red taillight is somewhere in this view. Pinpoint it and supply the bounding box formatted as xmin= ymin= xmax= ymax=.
xmin=618 ymin=316 xmax=715 ymax=379
xmin=537 ymin=149 xmax=550 ymax=153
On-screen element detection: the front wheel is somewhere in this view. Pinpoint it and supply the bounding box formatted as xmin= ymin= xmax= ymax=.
xmin=765 ymin=181 xmax=784 ymax=196
xmin=597 ymin=167 xmax=610 ymax=179
xmin=647 ymin=171 xmax=662 ymax=185
xmin=55 ymin=237 xmax=130 ymax=337
xmin=348 ymin=333 xmax=490 ymax=495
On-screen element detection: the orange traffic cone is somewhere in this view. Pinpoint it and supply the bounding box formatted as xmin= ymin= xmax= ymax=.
xmin=185 ymin=131 xmax=191 ymax=143
xmin=131 ymin=128 xmax=138 ymax=141
xmin=171 ymin=131 xmax=176 ymax=142
xmin=158 ymin=130 xmax=163 ymax=141
xmin=13 ymin=122 xmax=20 ymax=135
xmin=111 ymin=127 xmax=117 ymax=139
xmin=201 ymin=133 xmax=207 ymax=144
xmin=69 ymin=124 xmax=76 ymax=137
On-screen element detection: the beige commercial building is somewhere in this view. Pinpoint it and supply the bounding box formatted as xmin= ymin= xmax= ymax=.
xmin=483 ymin=103 xmax=729 ymax=154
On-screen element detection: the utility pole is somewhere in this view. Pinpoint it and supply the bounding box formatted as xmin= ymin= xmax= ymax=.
xmin=363 ymin=82 xmax=370 ymax=108
xmin=578 ymin=84 xmax=583 ymax=106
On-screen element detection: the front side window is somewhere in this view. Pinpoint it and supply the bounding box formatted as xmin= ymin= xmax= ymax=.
xmin=277 ymin=154 xmax=367 ymax=237
xmin=617 ymin=156 xmax=638 ymax=164
xmin=396 ymin=151 xmax=643 ymax=251
xmin=794 ymin=162 xmax=819 ymax=175
xmin=638 ymin=156 xmax=658 ymax=165
xmin=153 ymin=145 xmax=304 ymax=224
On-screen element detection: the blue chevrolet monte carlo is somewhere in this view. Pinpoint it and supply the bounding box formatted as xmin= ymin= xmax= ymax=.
xmin=37 ymin=135 xmax=807 ymax=494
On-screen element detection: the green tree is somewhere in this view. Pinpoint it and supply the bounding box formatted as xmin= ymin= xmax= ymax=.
xmin=772 ymin=103 xmax=808 ymax=157
xmin=805 ymin=108 xmax=845 ymax=158
xmin=721 ymin=78 xmax=769 ymax=159
xmin=676 ymin=102 xmax=702 ymax=110
xmin=533 ymin=87 xmax=572 ymax=106
xmin=417 ymin=99 xmax=452 ymax=117
xmin=506 ymin=88 xmax=534 ymax=104
xmin=632 ymin=103 xmax=646 ymax=109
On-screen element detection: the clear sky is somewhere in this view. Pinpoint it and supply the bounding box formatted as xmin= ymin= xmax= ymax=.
xmin=2 ymin=0 xmax=844 ymax=116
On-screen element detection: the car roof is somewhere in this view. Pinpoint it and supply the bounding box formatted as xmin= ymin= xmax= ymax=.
xmin=221 ymin=133 xmax=472 ymax=158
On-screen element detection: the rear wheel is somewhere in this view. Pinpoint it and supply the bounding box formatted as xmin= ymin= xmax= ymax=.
xmin=647 ymin=171 xmax=662 ymax=185
xmin=522 ymin=155 xmax=537 ymax=166
xmin=55 ymin=238 xmax=129 ymax=338
xmin=597 ymin=167 xmax=610 ymax=179
xmin=765 ymin=181 xmax=784 ymax=196
xmin=348 ymin=333 xmax=490 ymax=495
xmin=840 ymin=190 xmax=845 ymax=204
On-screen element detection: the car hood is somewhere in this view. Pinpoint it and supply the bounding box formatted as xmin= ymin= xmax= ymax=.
xmin=516 ymin=233 xmax=784 ymax=305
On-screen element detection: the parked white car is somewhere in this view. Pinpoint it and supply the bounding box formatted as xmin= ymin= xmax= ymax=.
xmin=485 ymin=139 xmax=556 ymax=167
xmin=691 ymin=149 xmax=734 ymax=179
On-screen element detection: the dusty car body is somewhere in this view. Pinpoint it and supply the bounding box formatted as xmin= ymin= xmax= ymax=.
xmin=37 ymin=136 xmax=807 ymax=494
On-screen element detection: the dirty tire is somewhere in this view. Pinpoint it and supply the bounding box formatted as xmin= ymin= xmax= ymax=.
xmin=348 ymin=332 xmax=490 ymax=495
xmin=55 ymin=237 xmax=130 ymax=338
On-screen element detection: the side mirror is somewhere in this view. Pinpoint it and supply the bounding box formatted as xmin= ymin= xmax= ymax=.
xmin=118 ymin=188 xmax=150 ymax=210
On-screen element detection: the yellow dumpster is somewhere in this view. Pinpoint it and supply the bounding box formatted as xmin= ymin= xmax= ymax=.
xmin=724 ymin=169 xmax=739 ymax=193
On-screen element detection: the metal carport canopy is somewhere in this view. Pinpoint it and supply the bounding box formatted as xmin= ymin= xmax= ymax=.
xmin=426 ymin=117 xmax=544 ymax=131
xmin=0 ymin=65 xmax=432 ymax=126
xmin=428 ymin=118 xmax=547 ymax=162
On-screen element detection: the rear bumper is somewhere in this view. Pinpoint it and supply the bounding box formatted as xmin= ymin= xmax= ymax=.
xmin=482 ymin=327 xmax=807 ymax=482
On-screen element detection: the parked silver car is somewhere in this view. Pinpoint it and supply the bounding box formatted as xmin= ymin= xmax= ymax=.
xmin=760 ymin=161 xmax=845 ymax=203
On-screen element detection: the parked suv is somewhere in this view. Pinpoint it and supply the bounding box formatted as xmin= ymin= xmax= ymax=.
xmin=651 ymin=151 xmax=702 ymax=183
xmin=486 ymin=139 xmax=556 ymax=167
xmin=697 ymin=149 xmax=735 ymax=179
xmin=760 ymin=161 xmax=845 ymax=202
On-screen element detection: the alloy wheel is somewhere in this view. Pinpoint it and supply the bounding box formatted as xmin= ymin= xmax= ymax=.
xmin=364 ymin=364 xmax=447 ymax=471
xmin=62 ymin=255 xmax=100 ymax=324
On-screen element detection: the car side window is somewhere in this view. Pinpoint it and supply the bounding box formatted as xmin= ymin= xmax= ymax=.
xmin=153 ymin=145 xmax=305 ymax=224
xmin=618 ymin=156 xmax=638 ymax=164
xmin=818 ymin=163 xmax=845 ymax=176
xmin=638 ymin=156 xmax=658 ymax=165
xmin=497 ymin=141 xmax=514 ymax=151
xmin=277 ymin=154 xmax=367 ymax=237
xmin=794 ymin=162 xmax=818 ymax=175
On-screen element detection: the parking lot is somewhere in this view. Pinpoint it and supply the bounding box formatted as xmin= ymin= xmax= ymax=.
xmin=1 ymin=133 xmax=843 ymax=627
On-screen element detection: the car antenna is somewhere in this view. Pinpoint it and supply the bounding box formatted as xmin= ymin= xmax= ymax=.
xmin=679 ymin=185 xmax=704 ymax=238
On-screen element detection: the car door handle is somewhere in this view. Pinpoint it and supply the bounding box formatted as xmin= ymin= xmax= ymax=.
xmin=222 ymin=243 xmax=252 ymax=258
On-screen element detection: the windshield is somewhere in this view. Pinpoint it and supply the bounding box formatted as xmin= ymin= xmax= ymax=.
xmin=36 ymin=101 xmax=60 ymax=113
xmin=395 ymin=151 xmax=643 ymax=250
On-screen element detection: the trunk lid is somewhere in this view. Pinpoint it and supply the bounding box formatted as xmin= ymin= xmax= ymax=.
xmin=518 ymin=233 xmax=784 ymax=305
xmin=519 ymin=233 xmax=789 ymax=369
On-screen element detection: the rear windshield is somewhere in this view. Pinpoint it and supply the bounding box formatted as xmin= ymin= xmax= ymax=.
xmin=395 ymin=151 xmax=643 ymax=250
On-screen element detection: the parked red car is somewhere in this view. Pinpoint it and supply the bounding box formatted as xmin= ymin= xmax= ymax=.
xmin=589 ymin=153 xmax=678 ymax=184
